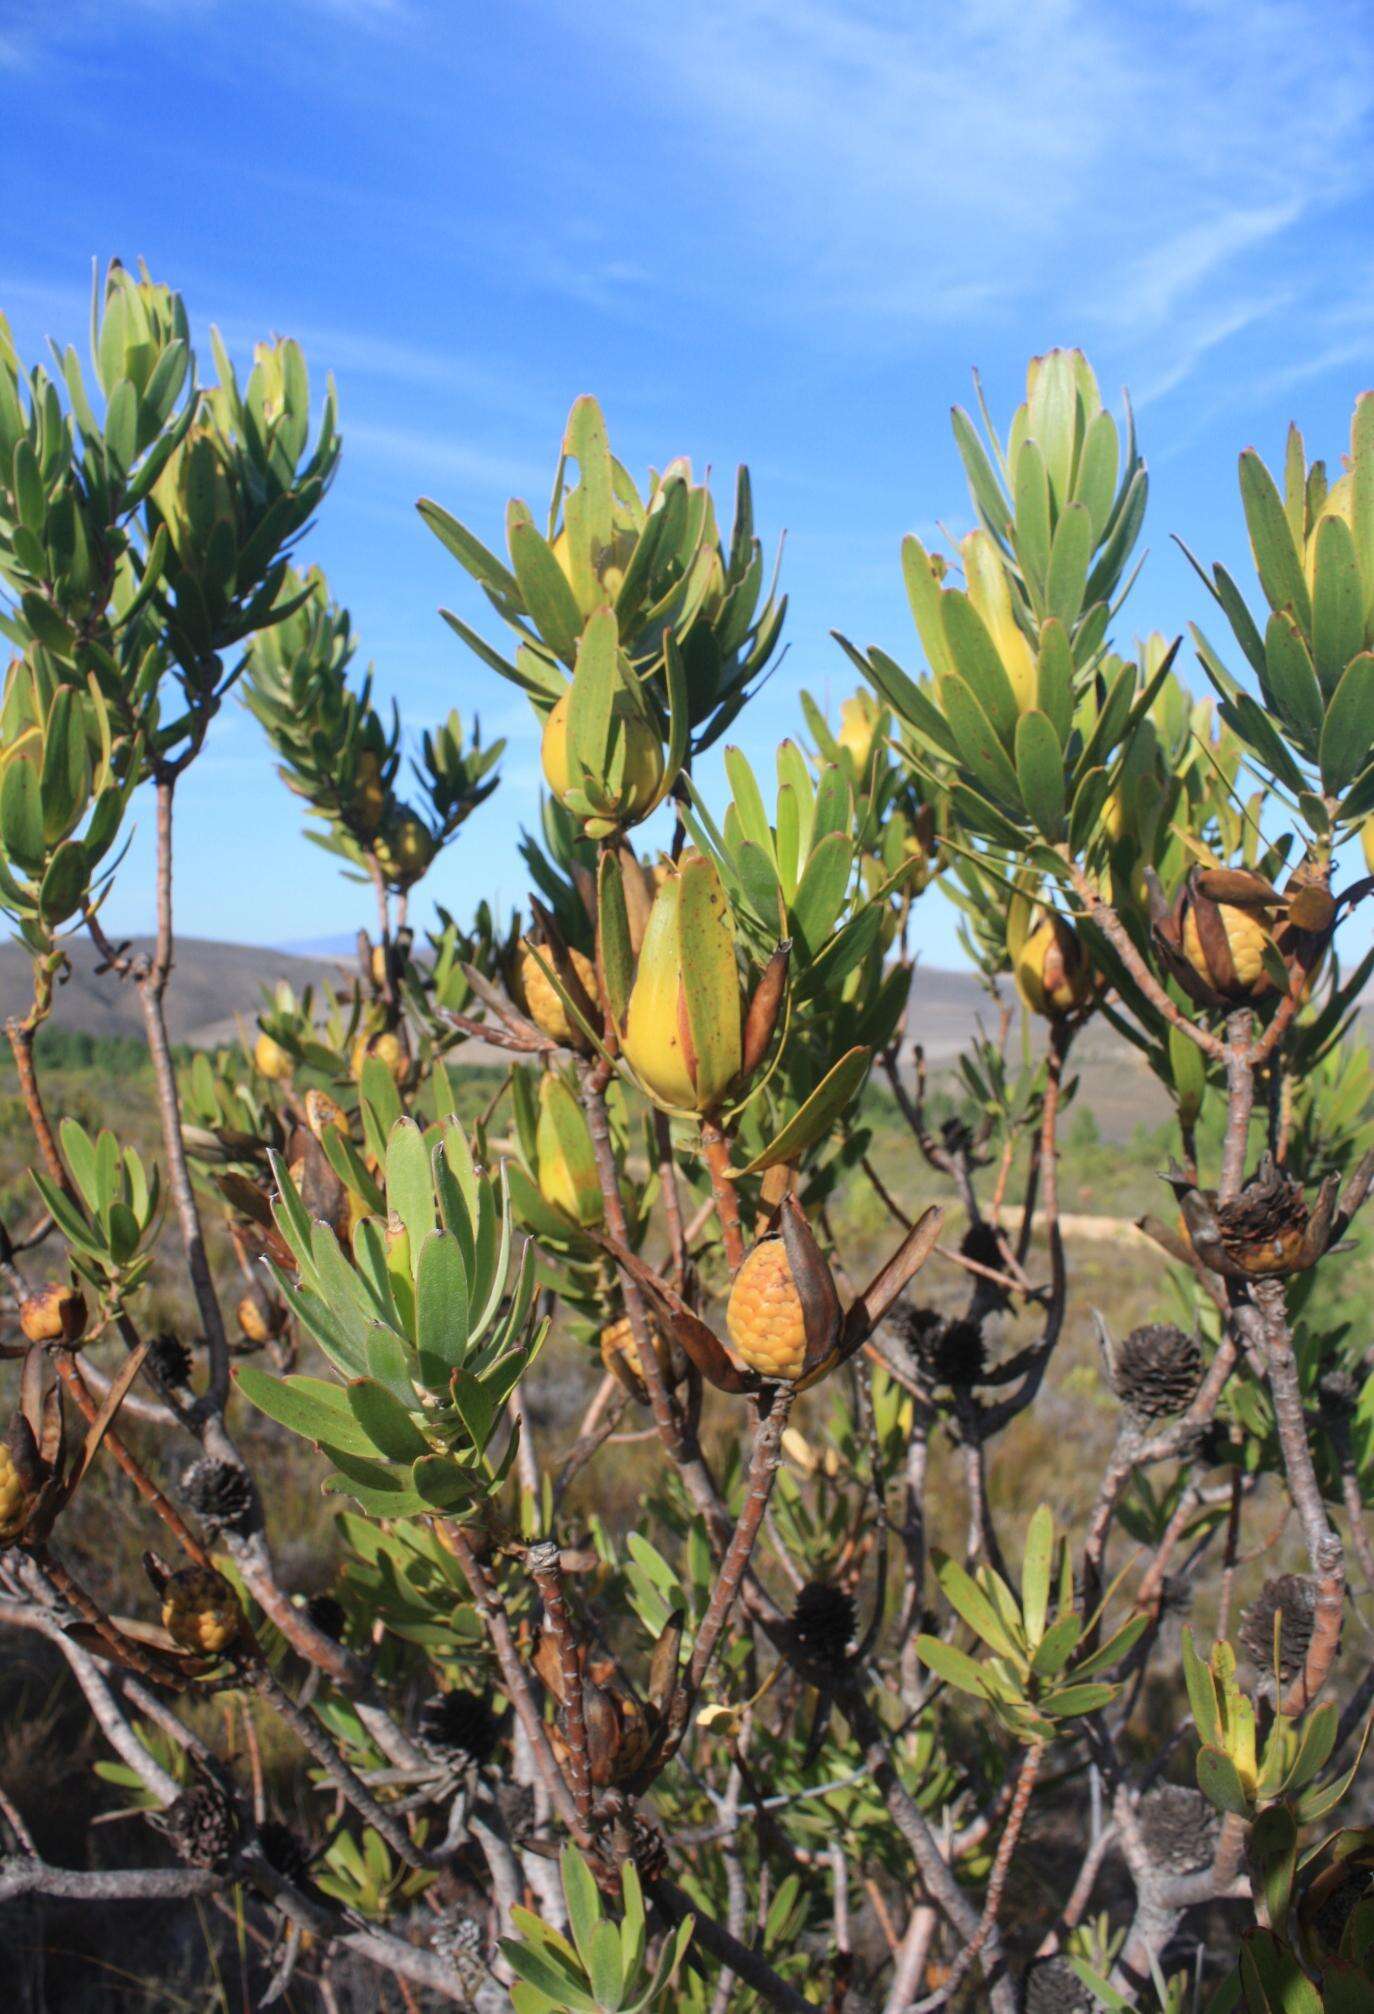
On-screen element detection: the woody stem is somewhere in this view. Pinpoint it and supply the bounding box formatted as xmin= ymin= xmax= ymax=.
xmin=685 ymin=1383 xmax=793 ymax=1699
xmin=700 ymin=1118 xmax=745 ymax=1273
xmin=527 ymin=1541 xmax=594 ymax=1827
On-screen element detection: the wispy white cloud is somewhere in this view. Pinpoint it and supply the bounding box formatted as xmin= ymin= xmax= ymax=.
xmin=561 ymin=0 xmax=1374 ymax=396
xmin=344 ymin=419 xmax=544 ymax=496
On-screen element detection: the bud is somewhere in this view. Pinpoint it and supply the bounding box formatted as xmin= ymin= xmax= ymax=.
xmin=1153 ymin=867 xmax=1303 ymax=1011
xmin=151 ymin=424 xmax=237 ymax=569
xmin=373 ymin=809 xmax=435 ymax=889
xmin=160 ymin=1566 xmax=243 ymax=1656
xmin=621 ymin=854 xmax=743 ymax=1114
xmin=541 ymin=687 xmax=664 ymax=839
xmin=1013 ymin=911 xmax=1096 ymax=1020
xmin=535 ymin=1075 xmax=604 ymax=1227
xmin=354 ymin=748 xmax=388 ymax=836
xmin=253 ymin=1032 xmax=292 ymax=1081
xmin=94 ymin=260 xmax=189 ymax=400
xmin=20 ymin=1282 xmax=87 ymax=1346
xmin=514 ymin=939 xmax=599 ymax=1051
xmin=835 ymin=690 xmax=882 ymax=771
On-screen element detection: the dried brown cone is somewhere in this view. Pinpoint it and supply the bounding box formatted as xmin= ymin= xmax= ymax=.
xmin=180 ymin=1457 xmax=253 ymax=1533
xmin=417 ymin=1690 xmax=502 ymax=1767
xmin=258 ymin=1818 xmax=312 ymax=1884
xmin=303 ymin=1591 xmax=346 ymax=1641
xmin=960 ymin=1219 xmax=1012 ymax=1307
xmin=1110 ymin=1323 xmax=1203 ymax=1421
xmin=1136 ymin=1784 xmax=1220 ymax=1875
xmin=902 ymin=1306 xmax=987 ymax=1390
xmin=789 ymin=1581 xmax=857 ymax=1671
xmin=1239 ymin=1574 xmax=1325 ymax=1696
xmin=1214 ymin=1158 xmax=1314 ymax=1278
xmin=1020 ymin=1955 xmax=1096 ymax=2013
xmin=147 ymin=1333 xmax=194 ymax=1387
xmin=152 ymin=1782 xmax=239 ymax=1870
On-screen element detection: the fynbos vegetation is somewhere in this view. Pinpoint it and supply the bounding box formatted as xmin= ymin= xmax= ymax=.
xmin=4 ymin=270 xmax=1374 ymax=2012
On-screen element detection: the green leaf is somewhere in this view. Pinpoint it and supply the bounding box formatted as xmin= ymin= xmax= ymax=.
xmin=1 ymin=753 xmax=46 ymax=873
xmin=416 ymin=1229 xmax=471 ymax=1372
xmin=1240 ymin=448 xmax=1312 ymax=631
xmin=938 ymin=673 xmax=1023 ymax=809
xmin=1311 ymin=511 xmax=1365 ymax=696
xmin=789 ymin=829 xmax=853 ymax=956
xmin=1045 ymin=501 xmax=1093 ymax=628
xmin=894 ymin=535 xmax=946 ymax=676
xmin=1263 ymin=612 xmax=1323 ymax=748
xmin=1197 ymin=1744 xmax=1252 ymax=1818
xmin=1074 ymin=410 xmax=1120 ymax=542
xmin=561 ymin=1846 xmax=603 ymax=1977
xmin=385 ymin=1119 xmax=435 ymax=1271
xmin=509 ymin=506 xmax=585 ymax=665
xmin=346 ymin=1378 xmax=429 ymax=1461
xmin=1036 ymin=620 xmax=1075 ymax=746
xmin=417 ymin=498 xmax=521 ymax=606
xmin=940 ymin=590 xmax=1020 ymax=747
xmin=1319 ymin=652 xmax=1374 ymax=793
xmin=914 ymin=1633 xmax=995 ymax=1700
xmin=1012 ymin=438 xmax=1051 ymax=595
xmin=1020 ymin=1504 xmax=1054 ymax=1647
xmin=234 ymin=1368 xmax=379 ymax=1456
xmin=1014 ymin=709 xmax=1066 ymax=840
xmin=935 ymin=1556 xmax=1023 ymax=1661
xmin=739 ymin=1045 xmax=871 ymax=1172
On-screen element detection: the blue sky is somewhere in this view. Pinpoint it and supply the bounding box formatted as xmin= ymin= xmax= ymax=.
xmin=4 ymin=0 xmax=1374 ymax=970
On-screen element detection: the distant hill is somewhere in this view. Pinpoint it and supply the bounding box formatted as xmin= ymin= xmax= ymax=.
xmin=5 ymin=937 xmax=1366 ymax=1147
xmin=0 ymin=936 xmax=350 ymax=1050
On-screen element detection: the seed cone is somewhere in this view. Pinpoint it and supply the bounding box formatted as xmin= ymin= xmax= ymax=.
xmin=1137 ymin=1784 xmax=1218 ymax=1875
xmin=161 ymin=1566 xmax=243 ymax=1657
xmin=727 ymin=1236 xmax=808 ymax=1381
xmin=1213 ymin=1158 xmax=1311 ymax=1277
xmin=1239 ymin=1574 xmax=1320 ymax=1695
xmin=1021 ymin=1955 xmax=1096 ymax=2013
xmin=790 ymin=1581 xmax=856 ymax=1670
xmin=515 ymin=939 xmax=598 ymax=1051
xmin=154 ymin=1782 xmax=239 ymax=1870
xmin=417 ymin=1690 xmax=502 ymax=1767
xmin=303 ymin=1592 xmax=346 ymax=1641
xmin=180 ymin=1458 xmax=253 ymax=1532
xmin=258 ymin=1819 xmax=312 ymax=1884
xmin=1111 ymin=1324 xmax=1203 ymax=1421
